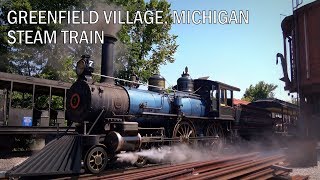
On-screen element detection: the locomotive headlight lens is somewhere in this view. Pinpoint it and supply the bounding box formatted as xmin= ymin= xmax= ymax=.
xmin=76 ymin=60 xmax=85 ymax=76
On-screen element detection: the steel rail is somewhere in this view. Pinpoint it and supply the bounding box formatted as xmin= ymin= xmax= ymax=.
xmin=213 ymin=158 xmax=286 ymax=180
xmin=80 ymin=153 xmax=258 ymax=180
xmin=186 ymin=155 xmax=284 ymax=180
xmin=144 ymin=168 xmax=194 ymax=180
xmin=64 ymin=152 xmax=287 ymax=180
xmin=240 ymin=168 xmax=288 ymax=180
xmin=110 ymin=156 xmax=256 ymax=180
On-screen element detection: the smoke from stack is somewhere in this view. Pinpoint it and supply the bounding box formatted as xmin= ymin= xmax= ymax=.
xmin=13 ymin=1 xmax=124 ymax=79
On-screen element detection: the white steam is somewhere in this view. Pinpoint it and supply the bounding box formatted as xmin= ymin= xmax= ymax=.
xmin=116 ymin=138 xmax=286 ymax=165
xmin=116 ymin=144 xmax=220 ymax=164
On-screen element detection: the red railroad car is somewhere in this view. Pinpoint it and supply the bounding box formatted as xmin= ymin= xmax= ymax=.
xmin=279 ymin=0 xmax=320 ymax=94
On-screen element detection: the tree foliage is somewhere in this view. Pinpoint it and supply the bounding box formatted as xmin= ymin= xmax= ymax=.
xmin=242 ymin=81 xmax=278 ymax=102
xmin=0 ymin=0 xmax=98 ymax=82
xmin=107 ymin=0 xmax=178 ymax=82
xmin=0 ymin=0 xmax=83 ymax=80
xmin=1 ymin=0 xmax=177 ymax=84
xmin=0 ymin=0 xmax=84 ymax=55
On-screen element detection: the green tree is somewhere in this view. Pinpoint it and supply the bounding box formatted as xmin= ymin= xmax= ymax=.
xmin=0 ymin=0 xmax=84 ymax=54
xmin=1 ymin=0 xmax=177 ymax=83
xmin=242 ymin=81 xmax=278 ymax=102
xmin=0 ymin=0 xmax=87 ymax=77
xmin=107 ymin=0 xmax=178 ymax=82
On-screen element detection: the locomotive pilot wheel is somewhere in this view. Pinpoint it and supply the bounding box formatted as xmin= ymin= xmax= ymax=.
xmin=85 ymin=146 xmax=107 ymax=174
xmin=134 ymin=156 xmax=147 ymax=167
xmin=173 ymin=121 xmax=196 ymax=145
xmin=205 ymin=123 xmax=225 ymax=152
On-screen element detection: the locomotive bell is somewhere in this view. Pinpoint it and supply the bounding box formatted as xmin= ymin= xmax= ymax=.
xmin=177 ymin=67 xmax=194 ymax=92
xmin=148 ymin=74 xmax=165 ymax=93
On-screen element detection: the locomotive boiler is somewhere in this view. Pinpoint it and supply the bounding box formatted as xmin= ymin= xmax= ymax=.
xmin=67 ymin=36 xmax=206 ymax=123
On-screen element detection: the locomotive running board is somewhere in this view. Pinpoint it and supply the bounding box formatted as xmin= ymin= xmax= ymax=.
xmin=7 ymin=135 xmax=82 ymax=178
xmin=141 ymin=112 xmax=234 ymax=121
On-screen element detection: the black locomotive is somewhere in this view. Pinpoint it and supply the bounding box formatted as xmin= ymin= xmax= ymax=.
xmin=65 ymin=35 xmax=296 ymax=174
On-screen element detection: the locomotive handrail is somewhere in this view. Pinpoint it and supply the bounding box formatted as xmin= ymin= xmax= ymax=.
xmin=140 ymin=95 xmax=165 ymax=110
xmin=92 ymin=73 xmax=201 ymax=97
xmin=87 ymin=109 xmax=105 ymax=135
xmin=92 ymin=73 xmax=165 ymax=90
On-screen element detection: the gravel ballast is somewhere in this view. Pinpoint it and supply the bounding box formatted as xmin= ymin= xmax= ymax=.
xmin=0 ymin=157 xmax=29 ymax=171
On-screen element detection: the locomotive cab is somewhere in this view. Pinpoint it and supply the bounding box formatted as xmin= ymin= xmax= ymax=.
xmin=194 ymin=79 xmax=240 ymax=120
xmin=217 ymin=82 xmax=240 ymax=120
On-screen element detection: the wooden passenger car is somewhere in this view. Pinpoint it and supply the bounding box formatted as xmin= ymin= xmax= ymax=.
xmin=248 ymin=98 xmax=298 ymax=135
xmin=233 ymin=98 xmax=298 ymax=140
xmin=0 ymin=72 xmax=74 ymax=135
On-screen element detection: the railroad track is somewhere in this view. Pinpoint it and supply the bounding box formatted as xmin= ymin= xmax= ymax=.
xmin=59 ymin=152 xmax=294 ymax=180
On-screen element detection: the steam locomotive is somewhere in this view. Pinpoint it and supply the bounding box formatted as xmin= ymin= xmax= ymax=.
xmin=65 ymin=35 xmax=295 ymax=174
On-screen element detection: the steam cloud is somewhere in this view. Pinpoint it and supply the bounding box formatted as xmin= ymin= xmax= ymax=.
xmin=8 ymin=1 xmax=126 ymax=77
xmin=116 ymin=138 xmax=285 ymax=165
xmin=116 ymin=144 xmax=220 ymax=164
xmin=52 ymin=1 xmax=124 ymax=69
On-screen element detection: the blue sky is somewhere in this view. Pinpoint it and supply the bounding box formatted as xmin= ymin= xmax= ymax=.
xmin=159 ymin=0 xmax=315 ymax=100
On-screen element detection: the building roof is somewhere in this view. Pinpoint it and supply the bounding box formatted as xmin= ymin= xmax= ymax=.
xmin=233 ymin=99 xmax=250 ymax=105
xmin=249 ymin=98 xmax=298 ymax=115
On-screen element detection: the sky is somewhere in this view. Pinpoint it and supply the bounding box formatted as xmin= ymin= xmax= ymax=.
xmin=159 ymin=0 xmax=315 ymax=100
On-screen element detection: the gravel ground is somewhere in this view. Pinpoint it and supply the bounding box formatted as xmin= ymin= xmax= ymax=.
xmin=290 ymin=161 xmax=320 ymax=180
xmin=0 ymin=157 xmax=29 ymax=171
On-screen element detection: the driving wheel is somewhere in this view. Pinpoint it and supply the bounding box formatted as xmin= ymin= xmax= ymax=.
xmin=205 ymin=123 xmax=225 ymax=152
xmin=172 ymin=121 xmax=196 ymax=145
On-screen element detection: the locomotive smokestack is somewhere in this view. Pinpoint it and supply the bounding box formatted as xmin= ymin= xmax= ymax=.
xmin=101 ymin=34 xmax=117 ymax=84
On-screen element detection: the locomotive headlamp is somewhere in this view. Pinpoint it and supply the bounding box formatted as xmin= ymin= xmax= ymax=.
xmin=76 ymin=55 xmax=95 ymax=78
xmin=76 ymin=60 xmax=85 ymax=76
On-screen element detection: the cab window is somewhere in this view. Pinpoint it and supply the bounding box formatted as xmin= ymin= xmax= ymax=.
xmin=210 ymin=89 xmax=217 ymax=111
xmin=227 ymin=90 xmax=232 ymax=106
xmin=220 ymin=89 xmax=233 ymax=107
xmin=220 ymin=89 xmax=226 ymax=106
